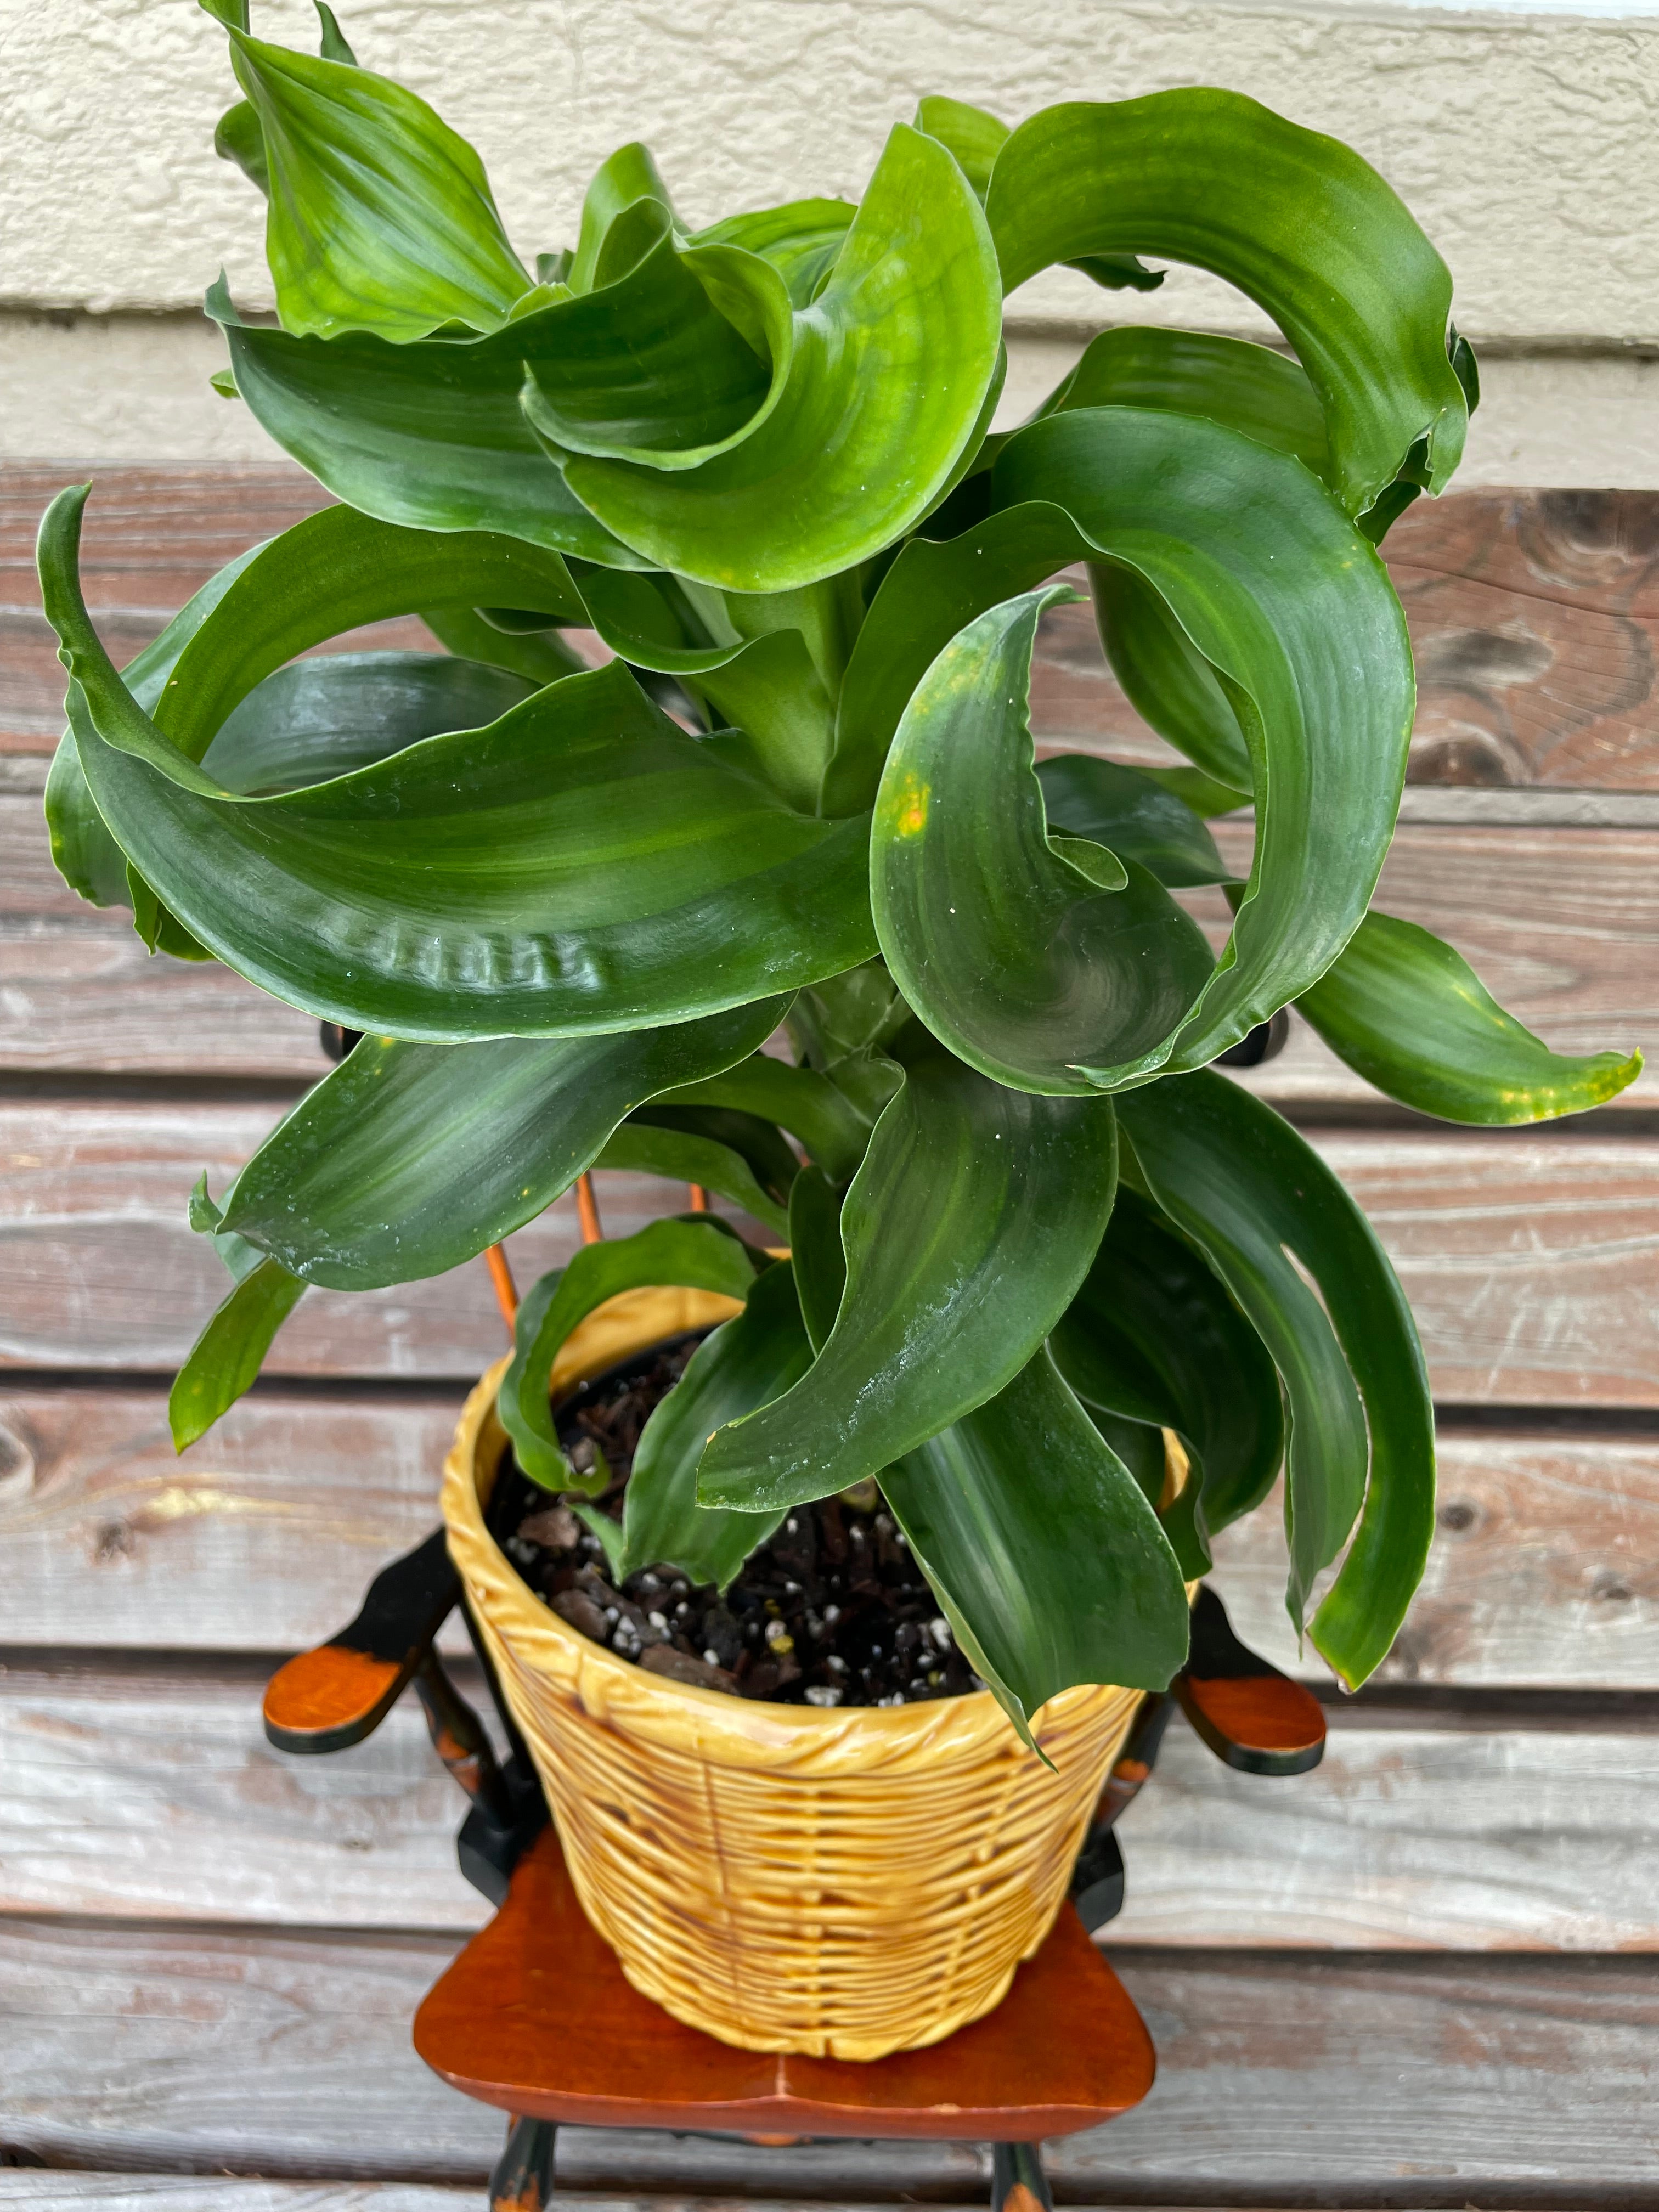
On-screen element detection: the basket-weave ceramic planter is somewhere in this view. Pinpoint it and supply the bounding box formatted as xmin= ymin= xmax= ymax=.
xmin=442 ymin=1285 xmax=1146 ymax=2062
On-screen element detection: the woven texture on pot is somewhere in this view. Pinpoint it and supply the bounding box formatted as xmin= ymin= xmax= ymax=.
xmin=442 ymin=1288 xmax=1146 ymax=2062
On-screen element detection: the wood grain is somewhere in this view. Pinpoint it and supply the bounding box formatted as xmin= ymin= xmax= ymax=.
xmin=2 ymin=1666 xmax=1655 ymax=1950
xmin=0 ymin=1385 xmax=470 ymax=1654
xmin=1028 ymin=490 xmax=1659 ymax=792
xmin=7 ymin=1393 xmax=1654 ymax=1688
xmin=8 ymin=777 xmax=1653 ymax=1088
xmin=0 ymin=1100 xmax=755 ymax=1379
xmin=4 ymin=1100 xmax=1653 ymax=1403
xmin=1212 ymin=1437 xmax=1659 ymax=1690
xmin=4 ymin=1913 xmax=1656 ymax=2197
xmin=5 ymin=467 xmax=1657 ymax=792
xmin=0 ymin=2183 xmax=481 ymax=2209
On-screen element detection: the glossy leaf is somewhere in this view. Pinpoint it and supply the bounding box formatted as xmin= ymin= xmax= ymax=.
xmin=201 ymin=651 xmax=535 ymax=793
xmin=212 ymin=289 xmax=655 ymax=567
xmin=1117 ymin=1072 xmax=1434 ymax=1686
xmin=595 ymin=1115 xmax=792 ymax=1238
xmin=692 ymin=199 xmax=856 ymax=307
xmin=557 ymin=126 xmax=1003 ymax=592
xmin=862 ymin=408 xmax=1414 ymax=1085
xmin=41 ymin=488 xmax=877 ymax=1040
xmin=217 ymin=1000 xmax=785 ymax=1289
xmin=168 ymin=1258 xmax=307 ymax=1452
xmin=874 ymin=584 xmax=1215 ymax=1094
xmin=787 ymin=1165 xmax=847 ymax=1351
xmin=419 ymin=607 xmax=590 ymax=686
xmin=1035 ymin=754 xmax=1226 ymax=889
xmin=1034 ymin=326 xmax=1329 ymax=481
xmin=697 ymin=1050 xmax=1118 ymax=1510
xmin=618 ymin=1262 xmax=812 ymax=1585
xmin=213 ymin=20 xmax=531 ymax=339
xmin=1050 ymin=1186 xmax=1284 ymax=1575
xmin=44 ymin=541 xmax=264 ymax=913
xmin=986 ymin=92 xmax=1467 ymax=520
xmin=657 ymin=1056 xmax=871 ymax=1182
xmin=567 ymin=141 xmax=675 ymax=295
xmin=884 ymin=1346 xmax=1191 ymax=1736
xmin=912 ymin=95 xmax=1009 ymax=200
xmin=1298 ymin=909 xmax=1642 ymax=1125
xmin=520 ymin=208 xmax=788 ymax=467
xmin=500 ymin=1218 xmax=761 ymax=1491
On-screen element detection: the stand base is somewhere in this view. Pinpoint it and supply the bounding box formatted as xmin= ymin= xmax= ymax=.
xmin=415 ymin=1824 xmax=1155 ymax=2142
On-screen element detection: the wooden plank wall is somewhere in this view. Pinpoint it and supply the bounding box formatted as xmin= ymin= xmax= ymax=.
xmin=3 ymin=462 xmax=1657 ymax=2208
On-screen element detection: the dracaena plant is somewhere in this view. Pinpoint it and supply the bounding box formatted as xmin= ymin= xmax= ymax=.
xmin=38 ymin=2 xmax=1640 ymax=1740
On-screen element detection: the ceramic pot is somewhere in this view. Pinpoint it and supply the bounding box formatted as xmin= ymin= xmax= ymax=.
xmin=442 ymin=1284 xmax=1147 ymax=2062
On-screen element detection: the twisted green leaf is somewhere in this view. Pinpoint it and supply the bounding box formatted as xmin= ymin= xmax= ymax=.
xmin=211 ymin=18 xmax=530 ymax=340
xmin=41 ymin=487 xmax=876 ymax=1040
xmin=595 ymin=1111 xmax=793 ymax=1238
xmin=657 ymin=1056 xmax=871 ymax=1183
xmin=1299 ymin=909 xmax=1643 ymax=1124
xmin=864 ymin=408 xmax=1414 ymax=1086
xmin=884 ymin=1347 xmax=1191 ymax=1738
xmin=1050 ymin=1186 xmax=1284 ymax=1576
xmin=1117 ymin=1073 xmax=1434 ymax=1686
xmin=697 ymin=1049 xmax=1119 ymax=1510
xmin=873 ymin=584 xmax=1215 ymax=1094
xmin=556 ymin=125 xmax=1003 ymax=591
xmin=1035 ymin=754 xmax=1225 ymax=889
xmin=1034 ymin=326 xmax=1329 ymax=479
xmin=619 ymin=1262 xmax=811 ymax=1585
xmin=500 ymin=1217 xmax=762 ymax=1491
xmin=986 ymin=91 xmax=1467 ymax=519
xmin=216 ymin=998 xmax=786 ymax=1289
xmin=202 ymin=651 xmax=535 ymax=793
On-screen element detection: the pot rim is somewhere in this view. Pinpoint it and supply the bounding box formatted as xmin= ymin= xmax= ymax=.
xmin=439 ymin=1286 xmax=1136 ymax=1769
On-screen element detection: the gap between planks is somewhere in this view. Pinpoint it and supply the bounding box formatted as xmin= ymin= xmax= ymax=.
xmin=3 ymin=1920 xmax=1657 ymax=2202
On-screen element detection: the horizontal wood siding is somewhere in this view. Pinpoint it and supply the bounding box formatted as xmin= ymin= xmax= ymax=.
xmin=3 ymin=461 xmax=1655 ymax=2200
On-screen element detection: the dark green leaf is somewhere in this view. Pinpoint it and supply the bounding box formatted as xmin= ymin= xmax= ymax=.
xmin=168 ymin=1258 xmax=307 ymax=1452
xmin=41 ymin=488 xmax=878 ymax=1039
xmin=201 ymin=651 xmax=536 ymax=793
xmin=420 ymin=607 xmax=591 ymax=686
xmin=656 ymin=1055 xmax=872 ymax=1182
xmin=211 ymin=289 xmax=654 ymax=568
xmin=218 ymin=999 xmax=786 ymax=1289
xmin=859 ymin=408 xmax=1414 ymax=1086
xmin=871 ymin=582 xmax=1214 ymax=1094
xmin=1116 ymin=1071 xmax=1434 ymax=1687
xmin=595 ymin=1115 xmax=793 ymax=1238
xmin=1051 ymin=1186 xmax=1284 ymax=1575
xmin=619 ymin=1262 xmax=812 ymax=1585
xmin=215 ymin=99 xmax=268 ymax=194
xmin=1036 ymin=754 xmax=1226 ymax=888
xmin=500 ymin=1217 xmax=762 ymax=1491
xmin=314 ymin=4 xmax=358 ymax=65
xmin=215 ymin=20 xmax=531 ymax=338
xmin=787 ymin=1166 xmax=846 ymax=1352
xmin=1297 ymin=909 xmax=1642 ymax=1124
xmin=986 ymin=92 xmax=1468 ymax=520
xmin=883 ymin=1345 xmax=1191 ymax=1740
xmin=44 ymin=538 xmax=264 ymax=915
xmin=697 ymin=1051 xmax=1118 ymax=1510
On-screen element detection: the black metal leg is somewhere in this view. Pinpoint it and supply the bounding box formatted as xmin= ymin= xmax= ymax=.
xmin=992 ymin=2141 xmax=1053 ymax=2212
xmin=490 ymin=2114 xmax=557 ymax=2211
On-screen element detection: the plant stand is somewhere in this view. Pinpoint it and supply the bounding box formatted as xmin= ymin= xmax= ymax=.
xmin=265 ymin=1536 xmax=1325 ymax=2212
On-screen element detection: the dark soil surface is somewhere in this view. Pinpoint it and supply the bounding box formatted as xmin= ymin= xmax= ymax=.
xmin=492 ymin=1333 xmax=981 ymax=1709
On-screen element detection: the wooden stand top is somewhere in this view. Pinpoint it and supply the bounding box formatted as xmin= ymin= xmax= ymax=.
xmin=414 ymin=1825 xmax=1155 ymax=2141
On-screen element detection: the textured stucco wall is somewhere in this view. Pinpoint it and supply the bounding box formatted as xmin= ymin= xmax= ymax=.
xmin=1 ymin=0 xmax=1655 ymax=469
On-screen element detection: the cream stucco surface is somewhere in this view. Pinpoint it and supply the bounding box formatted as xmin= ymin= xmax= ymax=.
xmin=1 ymin=0 xmax=1655 ymax=473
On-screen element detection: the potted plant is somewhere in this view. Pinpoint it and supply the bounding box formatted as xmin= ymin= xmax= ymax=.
xmin=39 ymin=0 xmax=1638 ymax=2066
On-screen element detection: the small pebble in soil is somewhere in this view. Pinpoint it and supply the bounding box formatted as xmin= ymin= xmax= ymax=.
xmin=490 ymin=1333 xmax=984 ymax=1708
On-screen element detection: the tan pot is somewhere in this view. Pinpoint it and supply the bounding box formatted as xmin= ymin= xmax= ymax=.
xmin=442 ymin=1284 xmax=1147 ymax=2062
